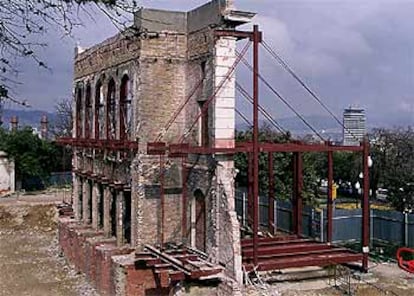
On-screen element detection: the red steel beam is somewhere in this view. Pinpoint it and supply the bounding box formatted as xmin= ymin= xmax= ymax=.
xmin=292 ymin=153 xmax=298 ymax=234
xmin=268 ymin=152 xmax=275 ymax=234
xmin=242 ymin=238 xmax=313 ymax=248
xmin=214 ymin=29 xmax=254 ymax=40
xmin=362 ymin=140 xmax=370 ymax=272
xmin=241 ymin=235 xmax=300 ymax=246
xmin=248 ymin=153 xmax=253 ymax=227
xmin=296 ymin=152 xmax=303 ymax=235
xmin=243 ymin=247 xmax=349 ymax=261
xmin=160 ymin=154 xmax=165 ymax=247
xmin=327 ymin=149 xmax=334 ymax=243
xmin=244 ymin=252 xmax=363 ymax=272
xmin=252 ymin=24 xmax=262 ymax=267
xmin=243 ymin=243 xmax=334 ymax=257
xmin=181 ymin=156 xmax=188 ymax=243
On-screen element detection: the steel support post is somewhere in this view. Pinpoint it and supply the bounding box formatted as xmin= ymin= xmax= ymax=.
xmin=248 ymin=152 xmax=253 ymax=227
xmin=268 ymin=152 xmax=275 ymax=234
xmin=252 ymin=25 xmax=261 ymax=267
xmin=160 ymin=155 xmax=165 ymax=247
xmin=296 ymin=152 xmax=303 ymax=236
xmin=362 ymin=140 xmax=370 ymax=272
xmin=292 ymin=153 xmax=298 ymax=233
xmin=181 ymin=156 xmax=188 ymax=244
xmin=327 ymin=150 xmax=334 ymax=243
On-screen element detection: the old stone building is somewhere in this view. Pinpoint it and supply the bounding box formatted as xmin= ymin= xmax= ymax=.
xmin=59 ymin=1 xmax=255 ymax=295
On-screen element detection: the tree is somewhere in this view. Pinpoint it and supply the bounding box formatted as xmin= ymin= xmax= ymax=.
xmin=370 ymin=128 xmax=414 ymax=211
xmin=234 ymin=125 xmax=320 ymax=205
xmin=0 ymin=0 xmax=138 ymax=107
xmin=0 ymin=126 xmax=60 ymax=190
xmin=53 ymin=97 xmax=73 ymax=138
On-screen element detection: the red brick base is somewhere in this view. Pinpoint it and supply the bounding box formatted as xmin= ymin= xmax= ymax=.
xmin=58 ymin=217 xmax=172 ymax=296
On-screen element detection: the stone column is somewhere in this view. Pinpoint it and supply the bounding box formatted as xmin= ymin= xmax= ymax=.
xmin=116 ymin=190 xmax=125 ymax=246
xmin=212 ymin=36 xmax=242 ymax=284
xmin=103 ymin=186 xmax=112 ymax=238
xmin=73 ymin=175 xmax=81 ymax=221
xmin=82 ymin=180 xmax=91 ymax=224
xmin=91 ymin=182 xmax=99 ymax=230
xmin=213 ymin=36 xmax=236 ymax=150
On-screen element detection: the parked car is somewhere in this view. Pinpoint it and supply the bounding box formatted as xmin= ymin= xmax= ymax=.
xmin=376 ymin=188 xmax=388 ymax=202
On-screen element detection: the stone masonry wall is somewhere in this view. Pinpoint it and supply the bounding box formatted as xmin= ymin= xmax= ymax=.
xmin=67 ymin=2 xmax=252 ymax=294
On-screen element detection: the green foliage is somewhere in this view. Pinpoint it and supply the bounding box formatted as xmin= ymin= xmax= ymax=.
xmin=370 ymin=128 xmax=414 ymax=211
xmin=0 ymin=127 xmax=60 ymax=186
xmin=234 ymin=126 xmax=320 ymax=205
xmin=307 ymin=151 xmax=361 ymax=185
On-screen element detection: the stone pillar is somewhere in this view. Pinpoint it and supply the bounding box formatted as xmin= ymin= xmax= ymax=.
xmin=116 ymin=190 xmax=125 ymax=246
xmin=212 ymin=36 xmax=242 ymax=284
xmin=82 ymin=180 xmax=91 ymax=224
xmin=73 ymin=175 xmax=82 ymax=221
xmin=103 ymin=186 xmax=112 ymax=238
xmin=91 ymin=182 xmax=99 ymax=230
xmin=213 ymin=36 xmax=236 ymax=149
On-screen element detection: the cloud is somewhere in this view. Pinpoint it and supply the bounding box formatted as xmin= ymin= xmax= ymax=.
xmin=9 ymin=0 xmax=414 ymax=128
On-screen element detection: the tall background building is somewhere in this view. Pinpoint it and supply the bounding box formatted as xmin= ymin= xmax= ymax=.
xmin=343 ymin=106 xmax=366 ymax=146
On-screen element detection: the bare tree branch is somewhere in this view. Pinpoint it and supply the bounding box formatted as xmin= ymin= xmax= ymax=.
xmin=0 ymin=0 xmax=139 ymax=109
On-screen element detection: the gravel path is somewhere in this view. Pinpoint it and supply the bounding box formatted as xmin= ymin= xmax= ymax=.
xmin=0 ymin=192 xmax=98 ymax=296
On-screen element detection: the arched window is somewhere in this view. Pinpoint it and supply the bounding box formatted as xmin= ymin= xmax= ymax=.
xmin=85 ymin=83 xmax=92 ymax=139
xmin=120 ymin=75 xmax=132 ymax=141
xmin=95 ymin=80 xmax=104 ymax=139
xmin=75 ymin=85 xmax=83 ymax=139
xmin=106 ymin=78 xmax=116 ymax=140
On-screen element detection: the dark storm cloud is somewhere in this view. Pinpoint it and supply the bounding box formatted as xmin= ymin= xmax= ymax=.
xmin=13 ymin=0 xmax=414 ymax=126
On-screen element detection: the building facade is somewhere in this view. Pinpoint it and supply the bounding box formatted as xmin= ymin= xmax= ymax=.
xmin=59 ymin=1 xmax=254 ymax=295
xmin=343 ymin=106 xmax=366 ymax=146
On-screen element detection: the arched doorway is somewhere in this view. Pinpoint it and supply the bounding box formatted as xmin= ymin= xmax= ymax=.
xmin=193 ymin=189 xmax=206 ymax=251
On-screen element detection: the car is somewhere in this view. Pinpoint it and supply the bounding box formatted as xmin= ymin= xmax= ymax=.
xmin=376 ymin=188 xmax=388 ymax=202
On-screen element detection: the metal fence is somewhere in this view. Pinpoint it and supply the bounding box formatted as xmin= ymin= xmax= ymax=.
xmin=235 ymin=189 xmax=414 ymax=248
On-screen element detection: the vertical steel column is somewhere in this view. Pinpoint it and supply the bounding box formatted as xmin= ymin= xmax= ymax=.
xmin=181 ymin=156 xmax=188 ymax=243
xmin=362 ymin=140 xmax=370 ymax=272
xmin=160 ymin=154 xmax=165 ymax=247
xmin=248 ymin=153 xmax=253 ymax=227
xmin=292 ymin=153 xmax=298 ymax=233
xmin=296 ymin=152 xmax=303 ymax=236
xmin=327 ymin=150 xmax=334 ymax=243
xmin=252 ymin=25 xmax=261 ymax=267
xmin=268 ymin=152 xmax=275 ymax=234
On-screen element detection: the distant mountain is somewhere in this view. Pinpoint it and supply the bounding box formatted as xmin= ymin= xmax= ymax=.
xmin=0 ymin=108 xmax=57 ymax=129
xmin=236 ymin=113 xmax=414 ymax=135
xmin=236 ymin=115 xmax=340 ymax=133
xmin=1 ymin=107 xmax=412 ymax=135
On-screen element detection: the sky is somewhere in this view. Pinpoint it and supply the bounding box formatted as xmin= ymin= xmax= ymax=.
xmin=6 ymin=0 xmax=414 ymax=127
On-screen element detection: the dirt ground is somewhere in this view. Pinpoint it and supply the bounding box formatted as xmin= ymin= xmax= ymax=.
xmin=0 ymin=191 xmax=98 ymax=296
xmin=1 ymin=191 xmax=414 ymax=296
